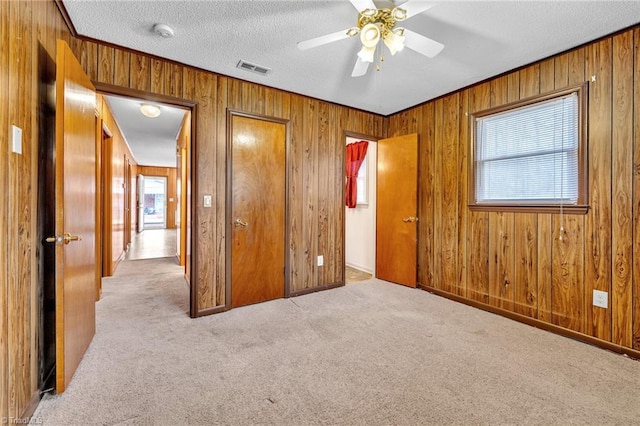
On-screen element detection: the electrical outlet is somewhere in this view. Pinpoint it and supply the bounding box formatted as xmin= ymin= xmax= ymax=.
xmin=593 ymin=290 xmax=608 ymax=309
xmin=317 ymin=255 xmax=324 ymax=267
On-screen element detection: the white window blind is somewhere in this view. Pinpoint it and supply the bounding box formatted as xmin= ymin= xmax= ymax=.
xmin=356 ymin=154 xmax=368 ymax=205
xmin=475 ymin=92 xmax=579 ymax=204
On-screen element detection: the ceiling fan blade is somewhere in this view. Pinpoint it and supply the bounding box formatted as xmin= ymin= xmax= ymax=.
xmin=350 ymin=0 xmax=377 ymax=12
xmin=297 ymin=29 xmax=351 ymax=50
xmin=403 ymin=28 xmax=444 ymax=58
xmin=351 ymin=58 xmax=370 ymax=77
xmin=397 ymin=1 xmax=435 ymax=19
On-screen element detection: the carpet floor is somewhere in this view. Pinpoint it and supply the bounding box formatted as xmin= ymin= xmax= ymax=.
xmin=33 ymin=257 xmax=640 ymax=425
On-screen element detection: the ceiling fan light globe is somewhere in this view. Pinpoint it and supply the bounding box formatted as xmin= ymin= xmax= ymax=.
xmin=384 ymin=29 xmax=405 ymax=55
xmin=357 ymin=45 xmax=376 ymax=63
xmin=360 ymin=23 xmax=381 ymax=48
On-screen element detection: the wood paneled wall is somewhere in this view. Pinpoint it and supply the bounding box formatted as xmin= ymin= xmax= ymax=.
xmin=6 ymin=1 xmax=635 ymax=423
xmin=69 ymin=37 xmax=384 ymax=314
xmin=388 ymin=27 xmax=640 ymax=354
xmin=1 ymin=1 xmax=383 ymax=417
xmin=0 ymin=0 xmax=74 ymax=421
xmin=137 ymin=166 xmax=177 ymax=229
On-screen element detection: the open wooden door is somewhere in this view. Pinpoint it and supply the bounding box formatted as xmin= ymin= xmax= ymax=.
xmin=376 ymin=133 xmax=418 ymax=287
xmin=51 ymin=40 xmax=97 ymax=392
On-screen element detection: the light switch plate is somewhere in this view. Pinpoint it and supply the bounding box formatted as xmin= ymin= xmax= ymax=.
xmin=593 ymin=290 xmax=608 ymax=308
xmin=11 ymin=125 xmax=22 ymax=154
xmin=203 ymin=195 xmax=212 ymax=208
xmin=317 ymin=255 xmax=324 ymax=267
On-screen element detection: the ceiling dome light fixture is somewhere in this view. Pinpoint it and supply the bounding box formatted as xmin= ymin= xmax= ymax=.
xmin=140 ymin=103 xmax=161 ymax=118
xmin=153 ymin=23 xmax=174 ymax=38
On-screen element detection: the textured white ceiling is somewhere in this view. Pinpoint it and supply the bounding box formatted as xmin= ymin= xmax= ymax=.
xmin=105 ymin=95 xmax=187 ymax=167
xmin=64 ymin=0 xmax=640 ymax=115
xmin=65 ymin=1 xmax=640 ymax=167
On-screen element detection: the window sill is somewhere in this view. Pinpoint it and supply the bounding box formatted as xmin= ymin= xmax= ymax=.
xmin=469 ymin=204 xmax=589 ymax=214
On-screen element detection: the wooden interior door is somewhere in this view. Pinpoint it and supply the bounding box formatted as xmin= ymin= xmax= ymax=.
xmin=376 ymin=133 xmax=419 ymax=287
xmin=230 ymin=114 xmax=286 ymax=308
xmin=54 ymin=40 xmax=97 ymax=392
xmin=124 ymin=158 xmax=131 ymax=250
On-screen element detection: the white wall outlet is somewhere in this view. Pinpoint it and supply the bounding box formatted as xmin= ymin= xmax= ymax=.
xmin=317 ymin=255 xmax=324 ymax=267
xmin=203 ymin=195 xmax=212 ymax=208
xmin=593 ymin=290 xmax=608 ymax=309
xmin=11 ymin=125 xmax=22 ymax=154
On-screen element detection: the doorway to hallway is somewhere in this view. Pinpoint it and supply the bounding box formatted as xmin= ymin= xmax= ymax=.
xmin=141 ymin=175 xmax=168 ymax=230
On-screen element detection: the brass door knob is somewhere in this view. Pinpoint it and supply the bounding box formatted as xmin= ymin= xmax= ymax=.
xmin=64 ymin=233 xmax=82 ymax=244
xmin=44 ymin=233 xmax=82 ymax=245
xmin=234 ymin=218 xmax=248 ymax=228
xmin=402 ymin=216 xmax=418 ymax=223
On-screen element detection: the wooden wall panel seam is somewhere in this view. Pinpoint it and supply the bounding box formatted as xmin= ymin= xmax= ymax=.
xmin=633 ymin=28 xmax=640 ymax=350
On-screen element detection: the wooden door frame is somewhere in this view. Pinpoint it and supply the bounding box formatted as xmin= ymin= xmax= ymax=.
xmin=100 ymin=123 xmax=113 ymax=278
xmin=124 ymin=157 xmax=132 ymax=250
xmin=343 ymin=131 xmax=383 ymax=285
xmin=94 ymin=113 xmax=103 ymax=298
xmin=225 ymin=110 xmax=291 ymax=311
xmin=92 ymin=82 xmax=198 ymax=316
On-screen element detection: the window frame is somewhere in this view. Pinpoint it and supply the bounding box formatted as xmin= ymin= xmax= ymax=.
xmin=469 ymin=82 xmax=589 ymax=214
xmin=356 ymin=152 xmax=369 ymax=206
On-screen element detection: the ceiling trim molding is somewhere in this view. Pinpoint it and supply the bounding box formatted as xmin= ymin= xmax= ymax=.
xmin=54 ymin=0 xmax=78 ymax=37
xmin=53 ymin=4 xmax=387 ymax=119
xmin=93 ymin=81 xmax=197 ymax=110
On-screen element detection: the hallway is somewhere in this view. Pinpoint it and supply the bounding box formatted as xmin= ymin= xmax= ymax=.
xmin=124 ymin=229 xmax=177 ymax=261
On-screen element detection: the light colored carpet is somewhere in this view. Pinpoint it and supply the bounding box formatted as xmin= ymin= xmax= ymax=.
xmin=33 ymin=257 xmax=640 ymax=425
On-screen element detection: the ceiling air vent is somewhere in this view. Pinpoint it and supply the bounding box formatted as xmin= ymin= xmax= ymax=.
xmin=236 ymin=60 xmax=272 ymax=76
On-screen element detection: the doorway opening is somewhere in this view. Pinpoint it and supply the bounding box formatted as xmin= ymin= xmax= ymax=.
xmin=345 ymin=134 xmax=377 ymax=284
xmin=142 ymin=175 xmax=168 ymax=229
xmin=93 ymin=82 xmax=195 ymax=309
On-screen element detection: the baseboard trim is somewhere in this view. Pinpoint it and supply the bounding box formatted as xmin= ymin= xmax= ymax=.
xmin=193 ymin=305 xmax=228 ymax=318
xmin=19 ymin=391 xmax=41 ymax=423
xmin=345 ymin=262 xmax=373 ymax=275
xmin=419 ymin=284 xmax=640 ymax=360
xmin=289 ymin=281 xmax=344 ymax=298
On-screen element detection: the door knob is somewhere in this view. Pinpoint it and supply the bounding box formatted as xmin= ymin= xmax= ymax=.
xmin=64 ymin=233 xmax=82 ymax=244
xmin=45 ymin=233 xmax=82 ymax=245
xmin=402 ymin=216 xmax=418 ymax=223
xmin=234 ymin=218 xmax=248 ymax=228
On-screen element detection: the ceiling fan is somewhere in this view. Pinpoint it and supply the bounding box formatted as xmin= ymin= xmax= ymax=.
xmin=297 ymin=0 xmax=444 ymax=77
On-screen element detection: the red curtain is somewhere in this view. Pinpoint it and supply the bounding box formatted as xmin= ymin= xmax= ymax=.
xmin=345 ymin=141 xmax=369 ymax=208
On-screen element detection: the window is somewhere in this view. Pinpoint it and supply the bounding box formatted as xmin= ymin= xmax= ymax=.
xmin=356 ymin=154 xmax=368 ymax=205
xmin=470 ymin=84 xmax=588 ymax=213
